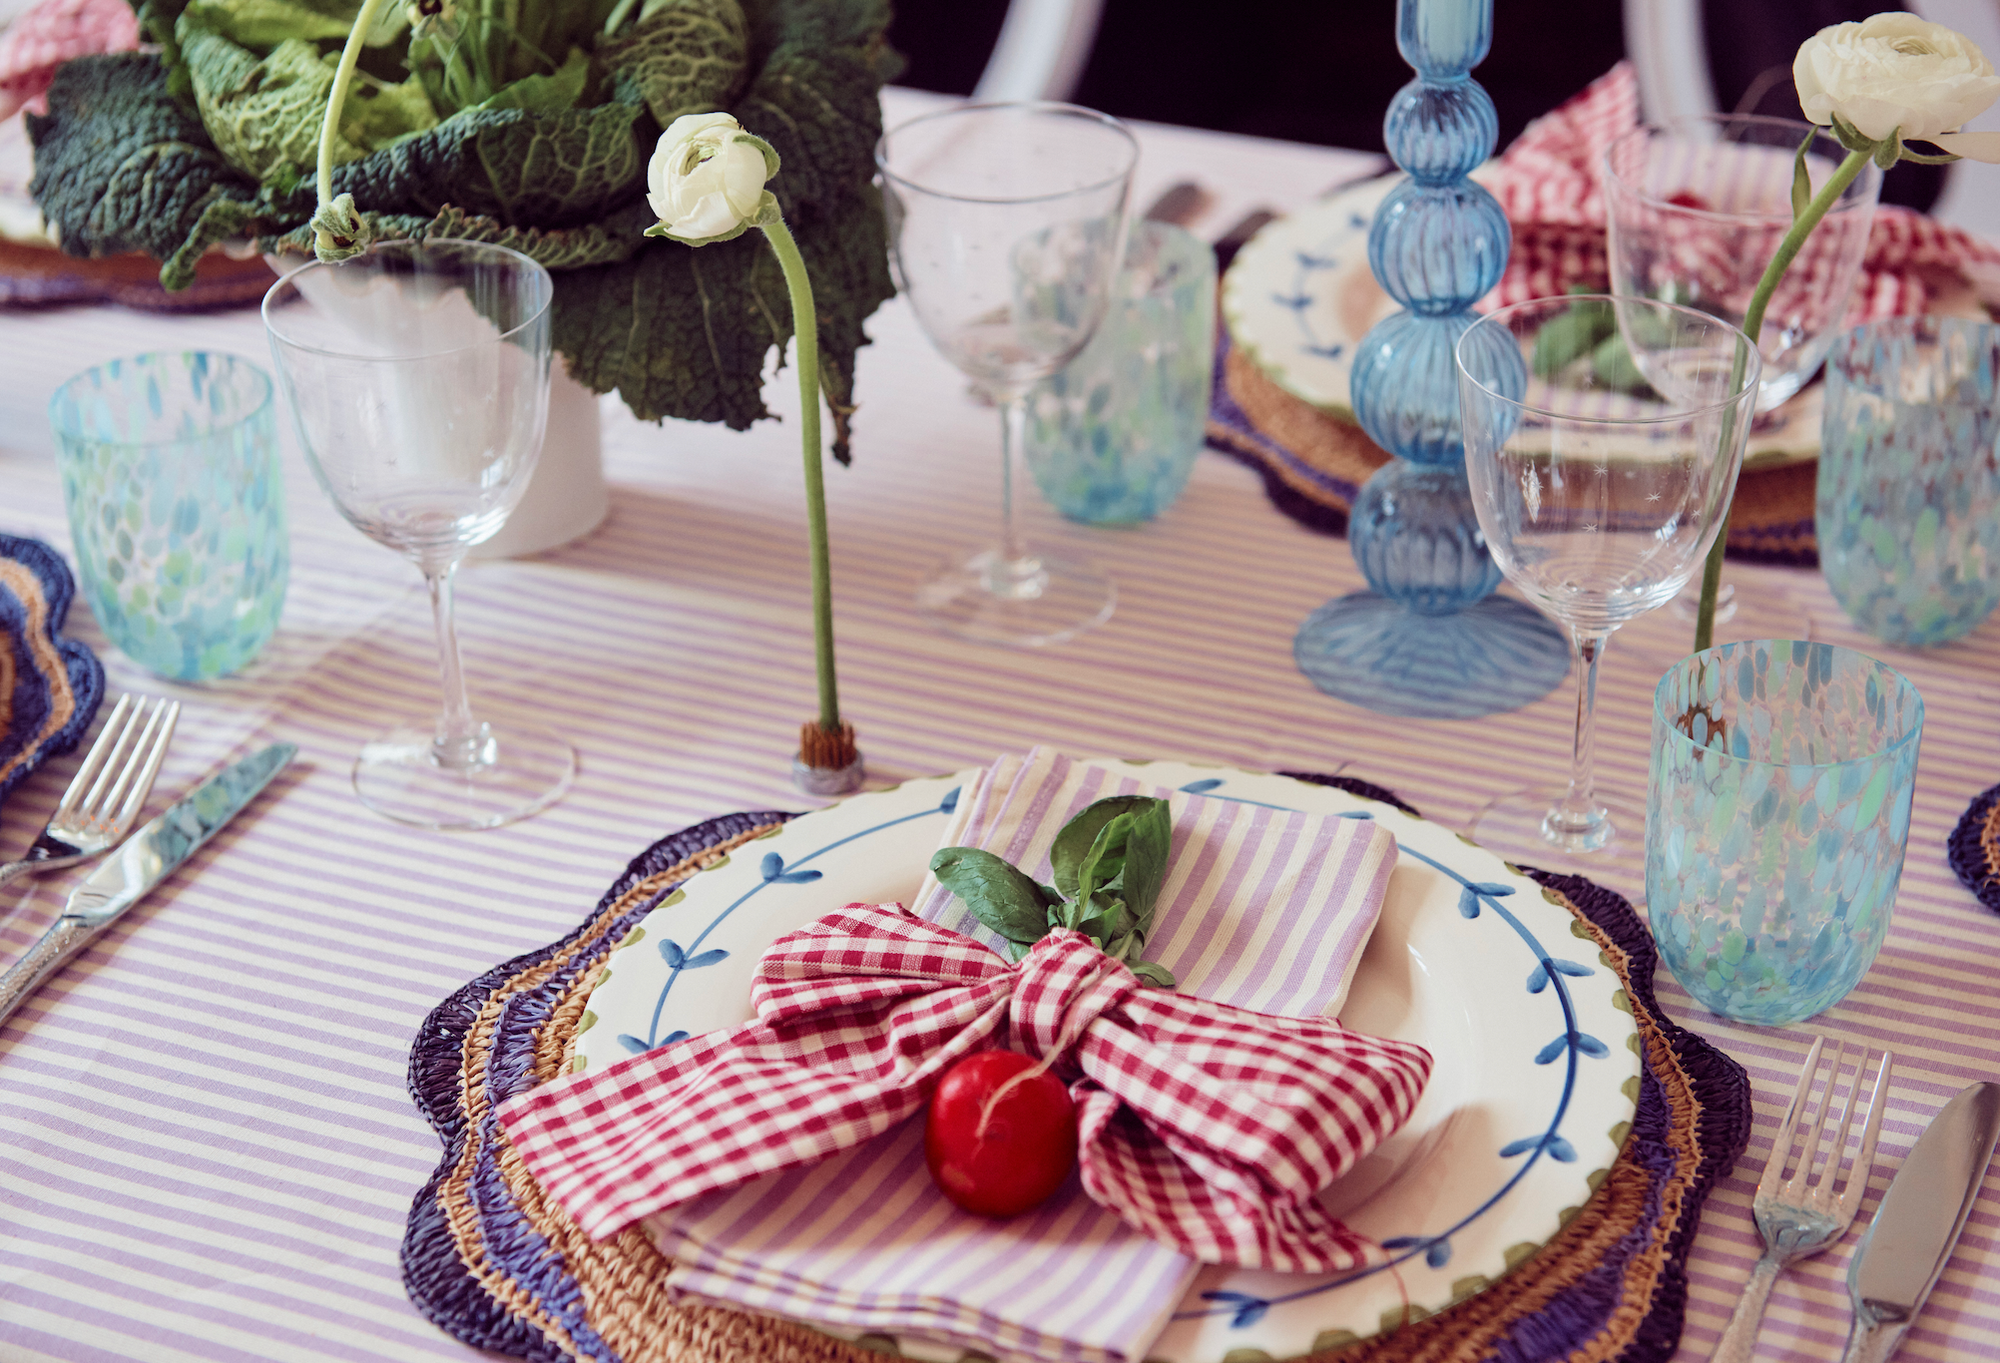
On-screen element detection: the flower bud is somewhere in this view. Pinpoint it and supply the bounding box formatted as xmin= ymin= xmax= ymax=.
xmin=645 ymin=112 xmax=781 ymax=245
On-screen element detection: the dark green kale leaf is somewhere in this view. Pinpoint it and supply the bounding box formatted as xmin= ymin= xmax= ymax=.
xmin=27 ymin=53 xmax=272 ymax=269
xmin=597 ymin=0 xmax=749 ymax=127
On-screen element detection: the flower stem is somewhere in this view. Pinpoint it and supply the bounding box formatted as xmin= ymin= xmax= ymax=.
xmin=760 ymin=218 xmax=842 ymax=735
xmin=315 ymin=0 xmax=394 ymax=212
xmin=1692 ymin=146 xmax=1871 ymax=650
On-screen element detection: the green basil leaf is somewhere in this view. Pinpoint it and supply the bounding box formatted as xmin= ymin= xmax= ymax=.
xmin=929 ymin=847 xmax=1053 ymax=945
xmin=1050 ymin=796 xmax=1159 ymax=899
xmin=1128 ymin=960 xmax=1177 ymax=989
xmin=1073 ymin=810 xmax=1135 ymax=914
xmin=1790 ymin=126 xmax=1814 ymax=220
xmin=1118 ymin=798 xmax=1173 ymax=931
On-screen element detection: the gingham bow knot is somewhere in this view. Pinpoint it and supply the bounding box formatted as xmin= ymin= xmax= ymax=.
xmin=499 ymin=903 xmax=1433 ymax=1273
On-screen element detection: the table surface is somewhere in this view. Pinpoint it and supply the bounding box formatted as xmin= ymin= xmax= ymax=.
xmin=3 ymin=87 xmax=1999 ymax=1363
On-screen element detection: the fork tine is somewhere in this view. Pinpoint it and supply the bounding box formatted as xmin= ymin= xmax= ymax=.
xmin=54 ymin=694 xmax=134 ymax=816
xmin=1790 ymin=1040 xmax=1846 ymax=1195
xmin=1837 ymin=1050 xmax=1894 ymax=1217
xmin=96 ymin=699 xmax=171 ymax=826
xmin=109 ymin=701 xmax=179 ymax=831
xmin=1812 ymin=1043 xmax=1864 ymax=1198
xmin=75 ymin=697 xmax=150 ymax=818
xmin=1758 ymin=1036 xmax=1824 ymax=1197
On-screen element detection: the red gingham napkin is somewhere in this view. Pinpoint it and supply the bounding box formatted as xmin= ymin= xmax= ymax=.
xmin=0 ymin=0 xmax=139 ymax=120
xmin=1482 ymin=61 xmax=2000 ymax=320
xmin=498 ymin=902 xmax=1432 ymax=1273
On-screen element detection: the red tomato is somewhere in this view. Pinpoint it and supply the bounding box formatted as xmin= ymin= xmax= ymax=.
xmin=924 ymin=1049 xmax=1079 ymax=1217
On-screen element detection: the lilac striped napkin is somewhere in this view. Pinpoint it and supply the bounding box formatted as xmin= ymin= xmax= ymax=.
xmin=651 ymin=749 xmax=1400 ymax=1363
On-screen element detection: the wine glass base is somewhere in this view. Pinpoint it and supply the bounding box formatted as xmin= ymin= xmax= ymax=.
xmin=1468 ymin=785 xmax=1648 ymax=903
xmin=917 ymin=547 xmax=1115 ymax=647
xmin=354 ymin=719 xmax=575 ymax=830
xmin=1294 ymin=593 xmax=1570 ymax=720
xmin=1640 ymin=577 xmax=1815 ymax=650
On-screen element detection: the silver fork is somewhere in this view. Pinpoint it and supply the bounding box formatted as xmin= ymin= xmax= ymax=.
xmin=0 ymin=695 xmax=180 ymax=888
xmin=1716 ymin=1037 xmax=1893 ymax=1363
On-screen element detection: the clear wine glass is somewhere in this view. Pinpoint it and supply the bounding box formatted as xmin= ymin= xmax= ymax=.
xmin=877 ymin=101 xmax=1138 ymax=646
xmin=1455 ymin=295 xmax=1760 ymax=887
xmin=263 ymin=238 xmax=575 ymax=830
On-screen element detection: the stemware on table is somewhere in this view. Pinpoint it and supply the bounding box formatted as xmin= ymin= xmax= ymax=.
xmin=876 ymin=101 xmax=1137 ymax=647
xmin=1603 ymin=114 xmax=1881 ymax=628
xmin=262 ymin=238 xmax=574 ymax=830
xmin=1456 ymin=295 xmax=1760 ymax=889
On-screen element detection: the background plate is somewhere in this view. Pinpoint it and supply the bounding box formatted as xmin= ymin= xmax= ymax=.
xmin=1221 ymin=176 xmax=1823 ymax=470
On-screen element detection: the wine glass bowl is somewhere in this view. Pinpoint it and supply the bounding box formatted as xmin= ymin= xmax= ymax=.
xmin=877 ymin=102 xmax=1137 ymax=646
xmin=1456 ymin=295 xmax=1760 ymax=878
xmin=1603 ymin=115 xmax=1881 ymax=413
xmin=264 ymin=239 xmax=575 ymax=829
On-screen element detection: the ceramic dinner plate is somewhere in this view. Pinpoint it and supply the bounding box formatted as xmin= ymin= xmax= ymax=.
xmin=1222 ymin=175 xmax=1822 ymax=470
xmin=578 ymin=762 xmax=1639 ymax=1361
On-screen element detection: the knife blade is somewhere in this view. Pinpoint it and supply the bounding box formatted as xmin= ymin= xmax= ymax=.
xmin=0 ymin=742 xmax=296 ymax=1028
xmin=1841 ymin=1081 xmax=2000 ymax=1363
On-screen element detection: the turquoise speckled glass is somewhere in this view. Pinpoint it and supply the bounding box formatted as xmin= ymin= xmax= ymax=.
xmin=1021 ymin=221 xmax=1215 ymax=524
xmin=1648 ymin=641 xmax=1922 ymax=1026
xmin=49 ymin=352 xmax=288 ymax=681
xmin=1818 ymin=317 xmax=2000 ymax=647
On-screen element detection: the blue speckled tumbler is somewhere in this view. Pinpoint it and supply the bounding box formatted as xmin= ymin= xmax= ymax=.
xmin=1648 ymin=641 xmax=1923 ymax=1025
xmin=50 ymin=352 xmax=288 ymax=681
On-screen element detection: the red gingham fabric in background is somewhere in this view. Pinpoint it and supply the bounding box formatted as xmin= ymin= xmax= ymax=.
xmin=1482 ymin=61 xmax=2000 ymax=319
xmin=497 ymin=903 xmax=1434 ymax=1273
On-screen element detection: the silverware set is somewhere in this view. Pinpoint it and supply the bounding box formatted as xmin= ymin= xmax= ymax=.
xmin=1719 ymin=1038 xmax=2000 ymax=1363
xmin=0 ymin=695 xmax=294 ymax=1027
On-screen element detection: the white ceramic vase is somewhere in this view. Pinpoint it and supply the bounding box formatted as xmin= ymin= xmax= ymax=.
xmin=474 ymin=356 xmax=610 ymax=559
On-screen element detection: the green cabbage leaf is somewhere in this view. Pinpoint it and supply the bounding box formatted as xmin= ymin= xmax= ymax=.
xmin=27 ymin=0 xmax=897 ymax=458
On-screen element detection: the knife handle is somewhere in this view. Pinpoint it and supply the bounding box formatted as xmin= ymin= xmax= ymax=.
xmin=1840 ymin=1301 xmax=1913 ymax=1363
xmin=0 ymin=917 xmax=98 ymax=1029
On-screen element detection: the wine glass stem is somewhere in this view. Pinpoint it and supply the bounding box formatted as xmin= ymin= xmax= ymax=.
xmin=1549 ymin=627 xmax=1612 ymax=843
xmin=997 ymin=392 xmax=1028 ymax=568
xmin=424 ymin=560 xmax=486 ymax=772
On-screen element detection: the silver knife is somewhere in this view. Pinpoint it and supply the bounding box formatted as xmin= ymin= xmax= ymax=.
xmin=1841 ymin=1081 xmax=2000 ymax=1363
xmin=0 ymin=742 xmax=296 ymax=1028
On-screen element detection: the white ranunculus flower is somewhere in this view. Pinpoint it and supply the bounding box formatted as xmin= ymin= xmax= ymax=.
xmin=1795 ymin=12 xmax=2000 ymax=161
xmin=646 ymin=113 xmax=782 ymax=244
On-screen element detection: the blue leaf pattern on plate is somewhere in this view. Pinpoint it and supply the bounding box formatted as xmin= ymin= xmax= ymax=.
xmin=1200 ymin=1291 xmax=1270 ymax=1328
xmin=940 ymin=786 xmax=961 ymax=813
xmin=761 ymin=851 xmax=824 ymax=884
xmin=659 ymin=939 xmax=731 ymax=970
xmin=1528 ymin=957 xmax=1596 ymax=993
xmin=616 ymin=1034 xmax=650 ymax=1055
xmin=1458 ymin=886 xmax=1482 ymax=919
xmin=1500 ymin=1131 xmax=1578 ymax=1162
xmin=1426 ymin=1239 xmax=1452 ymax=1269
xmin=1179 ymin=778 xmax=1225 ymax=794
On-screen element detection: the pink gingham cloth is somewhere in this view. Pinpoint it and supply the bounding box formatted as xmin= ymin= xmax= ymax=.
xmin=501 ymin=903 xmax=1430 ymax=1266
xmin=0 ymin=0 xmax=139 ymax=119
xmin=1482 ymin=61 xmax=2000 ymax=320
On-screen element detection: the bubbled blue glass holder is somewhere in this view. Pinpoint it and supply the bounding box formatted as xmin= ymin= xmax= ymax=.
xmin=1293 ymin=0 xmax=1568 ymax=719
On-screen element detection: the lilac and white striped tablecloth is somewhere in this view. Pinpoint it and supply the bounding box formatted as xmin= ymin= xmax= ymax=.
xmin=2 ymin=89 xmax=1998 ymax=1363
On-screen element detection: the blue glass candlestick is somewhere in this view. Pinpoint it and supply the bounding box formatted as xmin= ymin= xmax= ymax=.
xmin=1293 ymin=0 xmax=1568 ymax=719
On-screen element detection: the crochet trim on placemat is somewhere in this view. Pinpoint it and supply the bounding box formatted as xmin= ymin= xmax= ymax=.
xmin=1949 ymin=782 xmax=2000 ymax=913
xmin=402 ymin=777 xmax=1752 ymax=1363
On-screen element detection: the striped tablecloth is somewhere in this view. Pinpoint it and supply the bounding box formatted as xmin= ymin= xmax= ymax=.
xmin=2 ymin=89 xmax=1999 ymax=1363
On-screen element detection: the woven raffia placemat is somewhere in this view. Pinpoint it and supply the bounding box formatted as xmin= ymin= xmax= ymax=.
xmin=1949 ymin=783 xmax=2000 ymax=914
xmin=1205 ymin=328 xmax=1819 ymax=567
xmin=402 ymin=777 xmax=1752 ymax=1363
